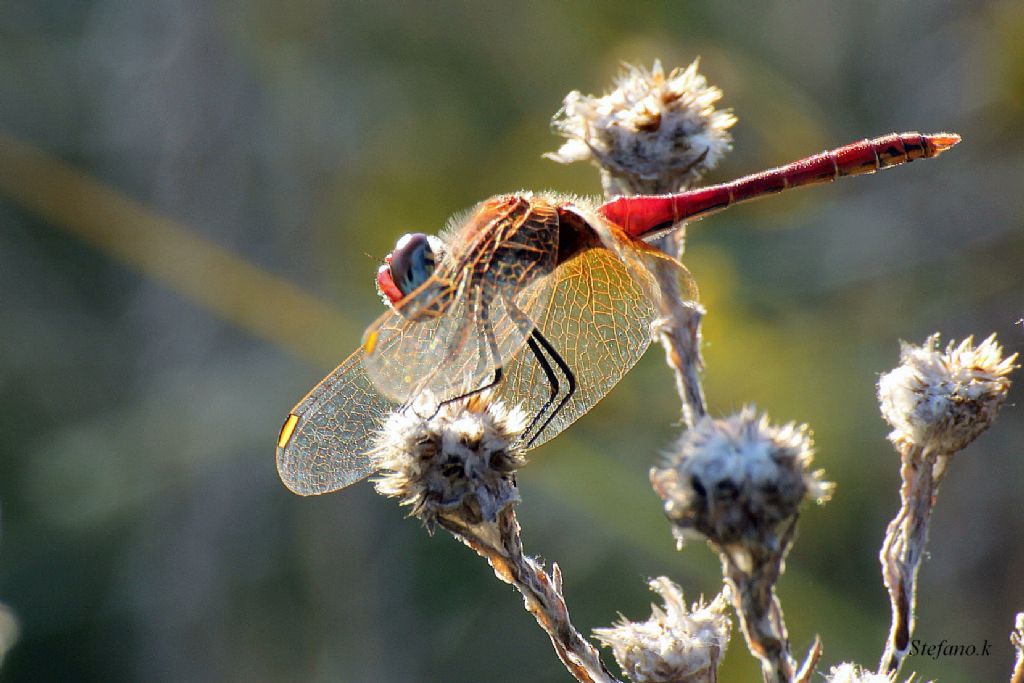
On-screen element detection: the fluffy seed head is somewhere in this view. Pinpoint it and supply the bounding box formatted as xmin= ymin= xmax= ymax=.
xmin=593 ymin=577 xmax=731 ymax=683
xmin=547 ymin=60 xmax=736 ymax=195
xmin=372 ymin=392 xmax=527 ymax=531
xmin=825 ymin=663 xmax=927 ymax=683
xmin=651 ymin=408 xmax=832 ymax=553
xmin=878 ymin=334 xmax=1017 ymax=455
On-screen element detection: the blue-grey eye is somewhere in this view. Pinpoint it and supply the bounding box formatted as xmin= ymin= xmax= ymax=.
xmin=389 ymin=233 xmax=436 ymax=297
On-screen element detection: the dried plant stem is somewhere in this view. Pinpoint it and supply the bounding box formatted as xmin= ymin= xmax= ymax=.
xmin=439 ymin=509 xmax=621 ymax=683
xmin=718 ymin=519 xmax=799 ymax=683
xmin=1010 ymin=613 xmax=1024 ymax=683
xmin=616 ymin=199 xmax=707 ymax=429
xmin=878 ymin=444 xmax=946 ymax=676
xmin=793 ymin=637 xmax=822 ymax=683
xmin=650 ymin=253 xmax=708 ymax=427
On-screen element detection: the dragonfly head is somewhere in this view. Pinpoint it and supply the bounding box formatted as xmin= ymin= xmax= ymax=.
xmin=377 ymin=233 xmax=445 ymax=315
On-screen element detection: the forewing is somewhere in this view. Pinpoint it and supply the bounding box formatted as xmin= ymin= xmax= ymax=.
xmin=361 ymin=273 xmax=549 ymax=405
xmin=499 ymin=235 xmax=698 ymax=450
xmin=276 ymin=348 xmax=397 ymax=495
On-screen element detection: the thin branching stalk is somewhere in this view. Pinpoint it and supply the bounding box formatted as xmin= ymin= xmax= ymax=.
xmin=719 ymin=520 xmax=825 ymax=683
xmin=372 ymin=394 xmax=621 ymax=682
xmin=720 ymin=525 xmax=799 ymax=682
xmin=794 ymin=638 xmax=823 ymax=683
xmin=875 ymin=334 xmax=1016 ymax=677
xmin=878 ymin=445 xmax=944 ymax=675
xmin=649 ymin=229 xmax=708 ymax=428
xmin=440 ymin=509 xmax=621 ymax=683
xmin=653 ymin=409 xmax=832 ymax=683
xmin=604 ymin=146 xmax=709 ymax=429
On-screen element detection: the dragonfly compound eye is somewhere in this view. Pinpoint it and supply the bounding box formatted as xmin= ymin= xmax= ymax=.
xmin=376 ymin=232 xmax=442 ymax=312
xmin=389 ymin=233 xmax=436 ymax=296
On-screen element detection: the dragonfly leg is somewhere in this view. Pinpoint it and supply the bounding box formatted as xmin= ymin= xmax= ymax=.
xmin=436 ymin=365 xmax=503 ymax=409
xmin=520 ymin=331 xmax=560 ymax=443
xmin=401 ymin=318 xmax=492 ymax=420
xmin=524 ymin=328 xmax=576 ymax=447
xmin=502 ymin=297 xmax=576 ymax=445
xmin=437 ymin=298 xmax=504 ymax=411
xmin=401 ymin=314 xmax=479 ymax=419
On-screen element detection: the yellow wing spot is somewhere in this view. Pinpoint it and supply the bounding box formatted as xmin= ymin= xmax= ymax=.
xmin=363 ymin=329 xmax=379 ymax=354
xmin=277 ymin=413 xmax=300 ymax=449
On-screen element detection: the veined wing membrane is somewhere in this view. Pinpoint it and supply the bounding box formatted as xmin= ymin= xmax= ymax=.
xmin=498 ymin=237 xmax=697 ymax=449
xmin=279 ymin=265 xmax=555 ymax=496
xmin=277 ymin=212 xmax=692 ymax=494
xmin=276 ymin=347 xmax=398 ymax=495
xmin=361 ymin=270 xmax=552 ymax=406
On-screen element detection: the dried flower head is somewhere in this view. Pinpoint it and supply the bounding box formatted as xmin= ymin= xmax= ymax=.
xmin=878 ymin=333 xmax=1017 ymax=455
xmin=651 ymin=408 xmax=832 ymax=555
xmin=547 ymin=60 xmax=736 ymax=195
xmin=372 ymin=392 xmax=527 ymax=532
xmin=825 ymin=663 xmax=922 ymax=683
xmin=593 ymin=577 xmax=731 ymax=683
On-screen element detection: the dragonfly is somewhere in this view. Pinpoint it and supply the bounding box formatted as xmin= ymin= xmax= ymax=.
xmin=277 ymin=131 xmax=959 ymax=495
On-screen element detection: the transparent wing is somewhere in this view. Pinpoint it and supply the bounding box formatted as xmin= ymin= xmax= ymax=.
xmin=361 ymin=271 xmax=552 ymax=405
xmin=498 ymin=236 xmax=698 ymax=449
xmin=276 ymin=212 xmax=693 ymax=495
xmin=276 ymin=347 xmax=397 ymax=495
xmin=277 ymin=262 xmax=555 ymax=496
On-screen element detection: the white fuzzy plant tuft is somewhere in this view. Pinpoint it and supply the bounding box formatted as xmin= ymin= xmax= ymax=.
xmin=593 ymin=577 xmax=731 ymax=683
xmin=548 ymin=60 xmax=736 ymax=196
xmin=878 ymin=333 xmax=1016 ymax=455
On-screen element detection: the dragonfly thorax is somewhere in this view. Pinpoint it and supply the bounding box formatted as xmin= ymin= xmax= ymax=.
xmin=376 ymin=195 xmax=563 ymax=323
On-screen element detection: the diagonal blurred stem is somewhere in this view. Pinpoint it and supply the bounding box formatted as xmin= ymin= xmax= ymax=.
xmin=0 ymin=130 xmax=351 ymax=369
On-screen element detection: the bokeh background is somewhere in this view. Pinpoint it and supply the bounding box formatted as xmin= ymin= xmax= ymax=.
xmin=1 ymin=1 xmax=1022 ymax=681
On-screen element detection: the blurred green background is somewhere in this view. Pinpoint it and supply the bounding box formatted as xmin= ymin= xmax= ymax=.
xmin=1 ymin=1 xmax=1022 ymax=681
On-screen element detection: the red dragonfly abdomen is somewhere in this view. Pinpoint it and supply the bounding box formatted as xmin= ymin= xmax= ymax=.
xmin=601 ymin=131 xmax=961 ymax=238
